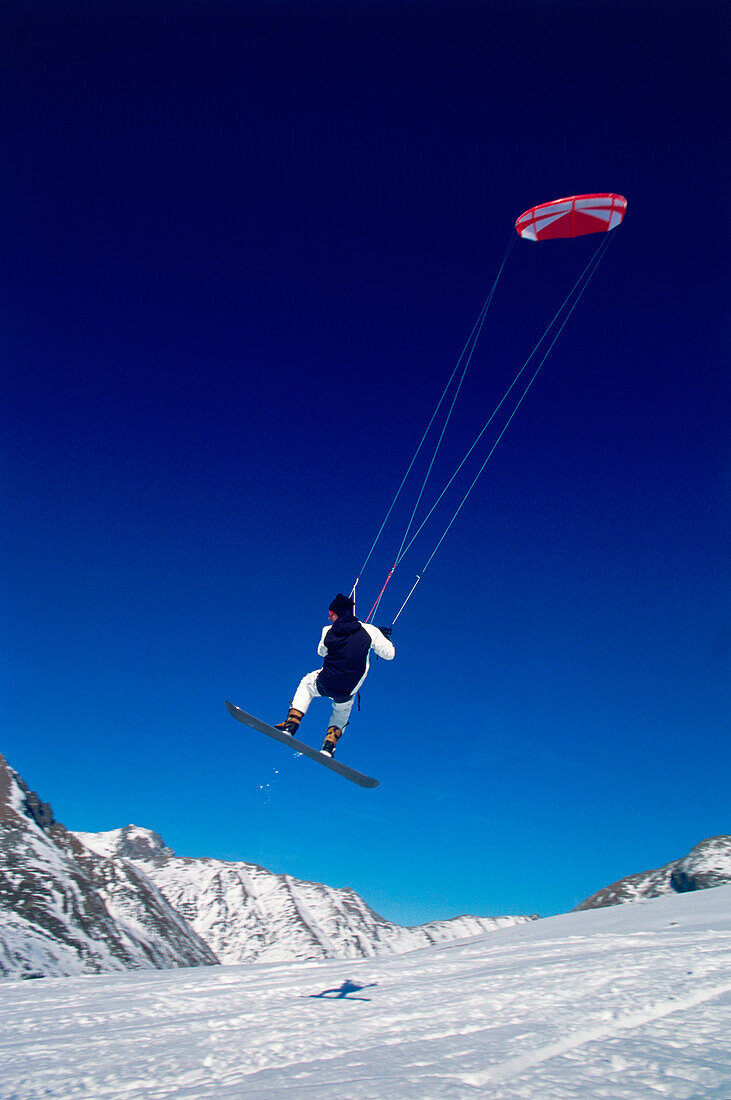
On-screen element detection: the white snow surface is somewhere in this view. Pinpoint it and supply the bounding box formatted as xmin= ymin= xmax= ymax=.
xmin=2 ymin=885 xmax=730 ymax=1099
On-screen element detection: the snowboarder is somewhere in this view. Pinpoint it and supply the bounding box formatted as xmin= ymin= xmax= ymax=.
xmin=275 ymin=593 xmax=395 ymax=757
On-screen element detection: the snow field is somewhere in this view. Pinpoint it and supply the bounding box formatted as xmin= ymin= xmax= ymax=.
xmin=1 ymin=885 xmax=730 ymax=1099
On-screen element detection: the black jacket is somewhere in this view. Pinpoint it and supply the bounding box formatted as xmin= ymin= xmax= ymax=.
xmin=316 ymin=614 xmax=374 ymax=702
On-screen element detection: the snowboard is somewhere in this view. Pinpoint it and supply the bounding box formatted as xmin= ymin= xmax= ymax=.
xmin=224 ymin=701 xmax=379 ymax=788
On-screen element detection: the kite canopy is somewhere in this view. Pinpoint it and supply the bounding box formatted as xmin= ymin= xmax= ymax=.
xmin=516 ymin=193 xmax=627 ymax=242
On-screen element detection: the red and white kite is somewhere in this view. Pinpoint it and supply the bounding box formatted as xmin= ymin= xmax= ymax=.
xmin=515 ymin=193 xmax=627 ymax=242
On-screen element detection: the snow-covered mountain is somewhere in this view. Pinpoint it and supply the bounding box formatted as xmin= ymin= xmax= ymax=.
xmin=75 ymin=824 xmax=534 ymax=964
xmin=574 ymin=835 xmax=731 ymax=910
xmin=0 ymin=752 xmax=533 ymax=979
xmin=0 ymin=754 xmax=217 ymax=979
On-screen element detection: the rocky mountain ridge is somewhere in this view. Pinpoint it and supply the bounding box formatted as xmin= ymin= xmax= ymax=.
xmin=574 ymin=836 xmax=731 ymax=910
xmin=0 ymin=753 xmax=533 ymax=979
xmin=75 ymin=825 xmax=533 ymax=965
xmin=0 ymin=754 xmax=217 ymax=979
xmin=4 ymin=750 xmax=727 ymax=981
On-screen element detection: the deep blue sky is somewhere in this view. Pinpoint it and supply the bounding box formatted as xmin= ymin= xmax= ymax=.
xmin=2 ymin=1 xmax=728 ymax=924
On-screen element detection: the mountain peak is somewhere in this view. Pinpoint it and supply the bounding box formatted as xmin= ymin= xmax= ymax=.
xmin=74 ymin=825 xmax=175 ymax=865
xmin=574 ymin=835 xmax=731 ymax=910
xmin=0 ymin=755 xmax=218 ymax=979
xmin=0 ymin=753 xmax=55 ymax=832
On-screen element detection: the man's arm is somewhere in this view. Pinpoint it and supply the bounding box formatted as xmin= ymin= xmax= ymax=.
xmin=364 ymin=623 xmax=395 ymax=660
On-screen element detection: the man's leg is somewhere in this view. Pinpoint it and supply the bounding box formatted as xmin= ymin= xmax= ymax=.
xmin=329 ymin=696 xmax=355 ymax=729
xmin=321 ymin=696 xmax=355 ymax=756
xmin=275 ymin=671 xmax=322 ymax=734
xmin=292 ymin=671 xmax=323 ymax=715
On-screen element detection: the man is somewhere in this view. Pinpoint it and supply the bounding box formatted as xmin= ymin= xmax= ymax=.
xmin=275 ymin=593 xmax=395 ymax=757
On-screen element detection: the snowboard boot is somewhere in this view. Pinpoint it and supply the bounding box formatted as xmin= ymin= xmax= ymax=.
xmin=275 ymin=707 xmax=304 ymax=736
xmin=321 ymin=726 xmax=342 ymax=757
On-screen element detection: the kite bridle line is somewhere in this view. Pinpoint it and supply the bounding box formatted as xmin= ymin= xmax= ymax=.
xmin=353 ymin=234 xmax=516 ymax=599
xmin=357 ymin=229 xmax=616 ymax=628
xmin=356 ymin=233 xmax=516 ymax=624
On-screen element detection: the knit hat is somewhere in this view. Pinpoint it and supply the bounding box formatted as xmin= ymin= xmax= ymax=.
xmin=329 ymin=593 xmax=354 ymax=617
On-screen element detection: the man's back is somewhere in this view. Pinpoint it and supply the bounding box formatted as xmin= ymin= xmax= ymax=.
xmin=317 ymin=614 xmax=372 ymax=700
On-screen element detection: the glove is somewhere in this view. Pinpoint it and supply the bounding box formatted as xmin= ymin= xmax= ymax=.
xmin=378 ymin=626 xmax=393 ymax=638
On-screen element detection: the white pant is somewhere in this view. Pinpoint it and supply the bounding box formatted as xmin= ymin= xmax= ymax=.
xmin=292 ymin=671 xmax=355 ymax=730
